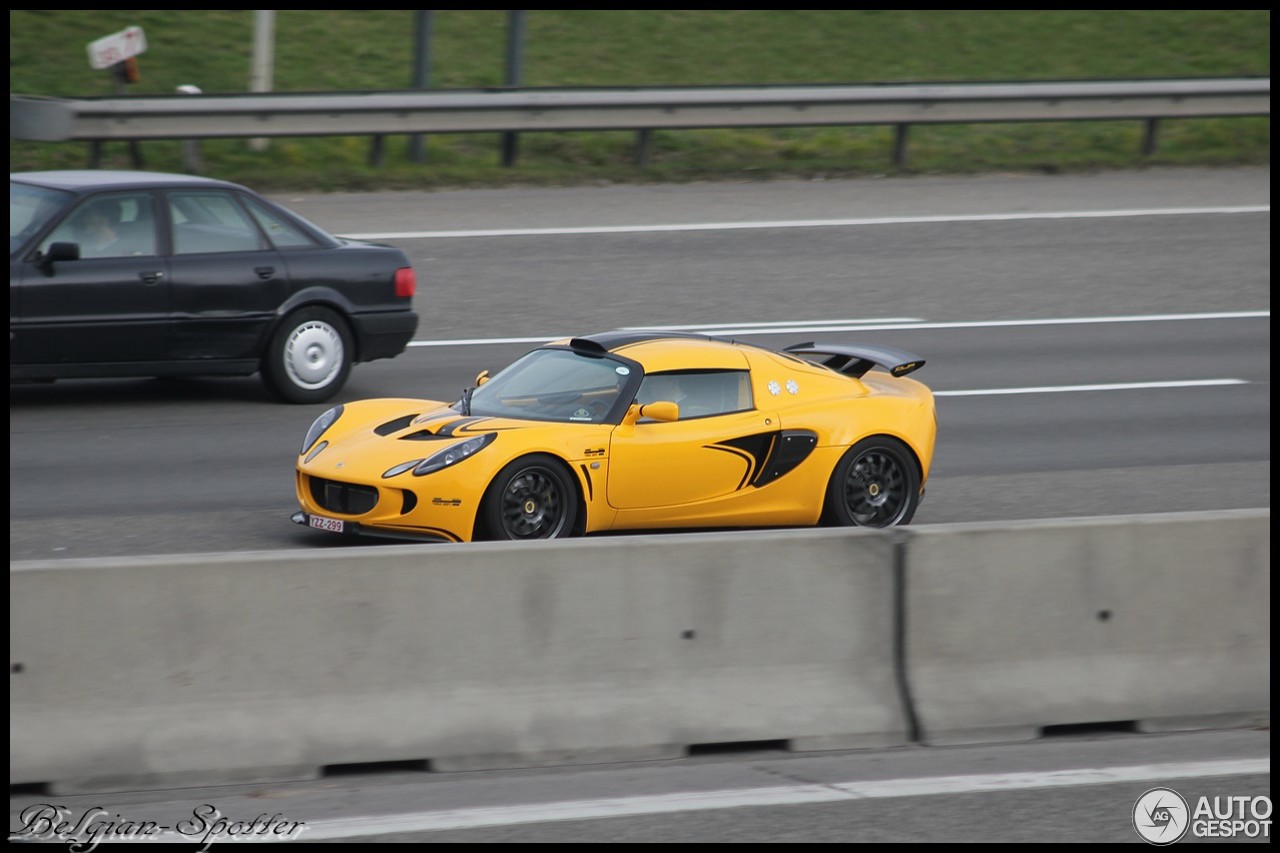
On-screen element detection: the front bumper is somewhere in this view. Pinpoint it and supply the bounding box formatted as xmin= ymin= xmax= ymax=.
xmin=291 ymin=510 xmax=460 ymax=544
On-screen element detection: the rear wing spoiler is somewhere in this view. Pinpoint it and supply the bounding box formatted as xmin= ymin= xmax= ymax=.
xmin=783 ymin=342 xmax=926 ymax=379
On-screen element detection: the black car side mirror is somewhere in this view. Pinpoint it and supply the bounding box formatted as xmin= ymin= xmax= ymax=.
xmin=37 ymin=241 xmax=80 ymax=274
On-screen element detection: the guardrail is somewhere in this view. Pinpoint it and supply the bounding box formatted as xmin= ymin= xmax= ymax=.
xmin=10 ymin=510 xmax=1269 ymax=795
xmin=9 ymin=77 xmax=1270 ymax=169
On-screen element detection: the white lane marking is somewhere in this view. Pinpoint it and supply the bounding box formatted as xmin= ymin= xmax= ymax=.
xmin=406 ymin=310 xmax=1270 ymax=348
xmin=342 ymin=205 xmax=1270 ymax=240
xmin=271 ymin=759 xmax=1270 ymax=838
xmin=937 ymin=379 xmax=1249 ymax=397
xmin=697 ymin=310 xmax=1273 ymax=338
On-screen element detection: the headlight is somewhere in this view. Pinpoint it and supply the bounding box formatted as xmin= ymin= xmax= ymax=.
xmin=411 ymin=433 xmax=496 ymax=477
xmin=301 ymin=405 xmax=343 ymax=455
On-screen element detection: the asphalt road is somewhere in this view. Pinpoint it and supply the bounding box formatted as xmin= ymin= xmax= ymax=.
xmin=8 ymin=730 xmax=1270 ymax=843
xmin=8 ymin=168 xmax=1270 ymax=561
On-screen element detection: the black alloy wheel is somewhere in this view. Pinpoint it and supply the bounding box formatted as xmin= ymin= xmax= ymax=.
xmin=825 ymin=436 xmax=920 ymax=528
xmin=483 ymin=454 xmax=578 ymax=540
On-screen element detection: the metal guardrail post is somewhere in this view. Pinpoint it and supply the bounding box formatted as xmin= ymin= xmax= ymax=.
xmin=1143 ymin=118 xmax=1160 ymax=156
xmin=409 ymin=10 xmax=434 ymax=165
xmin=636 ymin=129 xmax=652 ymax=167
xmin=501 ymin=11 xmax=527 ymax=168
xmin=86 ymin=139 xmax=143 ymax=170
xmin=893 ymin=124 xmax=910 ymax=168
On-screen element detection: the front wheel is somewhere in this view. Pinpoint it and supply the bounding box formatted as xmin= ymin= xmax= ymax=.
xmin=480 ymin=454 xmax=578 ymax=541
xmin=262 ymin=307 xmax=353 ymax=404
xmin=823 ymin=436 xmax=921 ymax=528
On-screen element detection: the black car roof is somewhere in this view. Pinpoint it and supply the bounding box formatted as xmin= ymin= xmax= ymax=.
xmin=10 ymin=170 xmax=246 ymax=193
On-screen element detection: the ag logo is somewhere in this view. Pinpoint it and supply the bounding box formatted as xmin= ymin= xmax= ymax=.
xmin=1134 ymin=787 xmax=1190 ymax=845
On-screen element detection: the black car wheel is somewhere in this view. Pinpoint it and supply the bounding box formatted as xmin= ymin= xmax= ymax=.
xmin=481 ymin=454 xmax=578 ymax=541
xmin=263 ymin=307 xmax=353 ymax=404
xmin=824 ymin=436 xmax=920 ymax=528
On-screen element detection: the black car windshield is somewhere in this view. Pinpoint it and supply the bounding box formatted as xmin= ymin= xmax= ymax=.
xmin=10 ymin=182 xmax=72 ymax=256
xmin=467 ymin=348 xmax=634 ymax=424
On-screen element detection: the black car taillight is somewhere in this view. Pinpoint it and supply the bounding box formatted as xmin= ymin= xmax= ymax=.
xmin=394 ymin=267 xmax=416 ymax=298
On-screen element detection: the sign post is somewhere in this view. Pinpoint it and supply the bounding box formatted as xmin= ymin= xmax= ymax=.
xmin=85 ymin=25 xmax=148 ymax=169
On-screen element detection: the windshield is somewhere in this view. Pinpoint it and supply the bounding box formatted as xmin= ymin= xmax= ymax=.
xmin=11 ymin=182 xmax=72 ymax=256
xmin=467 ymin=348 xmax=637 ymax=424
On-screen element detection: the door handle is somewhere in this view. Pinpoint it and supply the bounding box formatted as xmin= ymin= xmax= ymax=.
xmin=255 ymin=266 xmax=276 ymax=280
xmin=139 ymin=271 xmax=164 ymax=285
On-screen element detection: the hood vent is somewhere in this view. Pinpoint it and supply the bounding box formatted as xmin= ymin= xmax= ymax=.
xmin=374 ymin=414 xmax=420 ymax=436
xmin=400 ymin=430 xmax=456 ymax=441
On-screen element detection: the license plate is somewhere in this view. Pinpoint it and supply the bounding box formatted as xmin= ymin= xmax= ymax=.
xmin=309 ymin=515 xmax=345 ymax=533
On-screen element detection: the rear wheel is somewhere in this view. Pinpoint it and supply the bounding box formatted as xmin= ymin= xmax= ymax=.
xmin=481 ymin=454 xmax=578 ymax=541
xmin=824 ymin=436 xmax=920 ymax=528
xmin=262 ymin=306 xmax=352 ymax=404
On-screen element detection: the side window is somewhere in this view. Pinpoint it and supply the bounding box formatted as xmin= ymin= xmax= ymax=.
xmin=636 ymin=370 xmax=754 ymax=420
xmin=243 ymin=196 xmax=319 ymax=249
xmin=168 ymin=191 xmax=267 ymax=255
xmin=39 ymin=192 xmax=158 ymax=259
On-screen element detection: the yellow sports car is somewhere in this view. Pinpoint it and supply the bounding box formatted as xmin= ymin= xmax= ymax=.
xmin=292 ymin=331 xmax=936 ymax=543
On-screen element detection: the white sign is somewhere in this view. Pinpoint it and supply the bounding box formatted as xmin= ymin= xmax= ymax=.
xmin=86 ymin=26 xmax=147 ymax=70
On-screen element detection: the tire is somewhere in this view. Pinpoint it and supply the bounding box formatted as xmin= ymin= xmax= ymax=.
xmin=480 ymin=454 xmax=579 ymax=541
xmin=262 ymin=307 xmax=352 ymax=404
xmin=823 ymin=436 xmax=921 ymax=528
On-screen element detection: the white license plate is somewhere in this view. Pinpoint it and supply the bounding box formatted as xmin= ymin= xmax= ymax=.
xmin=309 ymin=515 xmax=345 ymax=533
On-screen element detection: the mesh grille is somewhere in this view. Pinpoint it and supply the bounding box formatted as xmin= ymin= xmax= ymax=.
xmin=309 ymin=477 xmax=378 ymax=515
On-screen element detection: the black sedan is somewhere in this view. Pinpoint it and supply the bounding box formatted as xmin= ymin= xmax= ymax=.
xmin=10 ymin=170 xmax=419 ymax=403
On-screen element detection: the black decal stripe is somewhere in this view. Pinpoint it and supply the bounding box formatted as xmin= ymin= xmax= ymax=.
xmin=436 ymin=417 xmax=490 ymax=436
xmin=715 ymin=431 xmax=778 ymax=487
xmin=704 ymin=444 xmax=757 ymax=491
xmin=415 ymin=409 xmax=459 ymax=424
xmin=579 ymin=464 xmax=594 ymax=501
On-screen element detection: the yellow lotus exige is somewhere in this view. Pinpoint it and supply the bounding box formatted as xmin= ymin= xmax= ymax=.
xmin=292 ymin=331 xmax=936 ymax=543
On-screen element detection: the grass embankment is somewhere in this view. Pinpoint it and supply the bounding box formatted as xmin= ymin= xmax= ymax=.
xmin=8 ymin=10 xmax=1270 ymax=191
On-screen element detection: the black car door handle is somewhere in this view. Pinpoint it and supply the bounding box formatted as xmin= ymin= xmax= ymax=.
xmin=255 ymin=266 xmax=276 ymax=280
xmin=139 ymin=271 xmax=164 ymax=285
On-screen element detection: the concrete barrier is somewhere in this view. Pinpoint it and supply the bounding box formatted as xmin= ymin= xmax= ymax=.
xmin=10 ymin=528 xmax=906 ymax=794
xmin=904 ymin=510 xmax=1270 ymax=744
xmin=10 ymin=511 xmax=1269 ymax=794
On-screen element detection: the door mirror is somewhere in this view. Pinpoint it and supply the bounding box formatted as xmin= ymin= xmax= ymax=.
xmin=475 ymin=369 xmax=490 ymax=387
xmin=639 ymin=401 xmax=680 ymax=422
xmin=621 ymin=400 xmax=681 ymax=426
xmin=37 ymin=241 xmax=80 ymax=274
